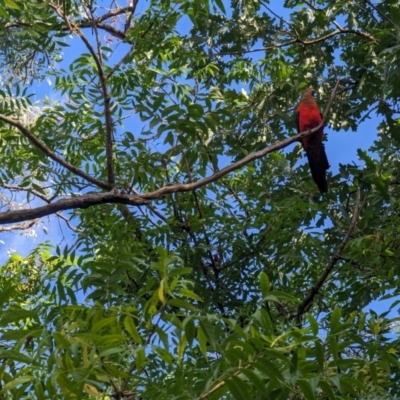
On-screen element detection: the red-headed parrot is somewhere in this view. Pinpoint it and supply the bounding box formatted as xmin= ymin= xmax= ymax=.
xmin=295 ymin=88 xmax=329 ymax=193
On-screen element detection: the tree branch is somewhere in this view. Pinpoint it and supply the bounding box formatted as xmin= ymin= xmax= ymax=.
xmin=0 ymin=113 xmax=112 ymax=191
xmin=364 ymin=0 xmax=397 ymax=28
xmin=73 ymin=22 xmax=127 ymax=40
xmin=49 ymin=2 xmax=116 ymax=187
xmin=55 ymin=211 xmax=83 ymax=233
xmin=94 ymin=5 xmax=137 ymax=24
xmin=0 ymin=219 xmax=38 ymax=232
xmin=295 ymin=188 xmax=361 ymax=324
xmin=0 ymin=192 xmax=148 ymax=224
xmin=142 ymin=80 xmax=340 ymax=200
xmin=216 ymin=28 xmax=378 ymax=56
xmin=124 ymin=0 xmax=138 ymax=32
xmin=3 ymin=183 xmax=50 ymax=203
xmin=106 ymin=19 xmax=155 ymax=79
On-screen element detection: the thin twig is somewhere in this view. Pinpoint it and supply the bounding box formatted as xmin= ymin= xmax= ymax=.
xmin=55 ymin=212 xmax=83 ymax=233
xmin=262 ymin=1 xmax=298 ymax=35
xmin=105 ymin=44 xmax=135 ymax=79
xmin=295 ymin=188 xmax=361 ymax=324
xmin=216 ymin=28 xmax=378 ymax=57
xmin=3 ymin=183 xmax=50 ymax=203
xmin=364 ymin=0 xmax=397 ymax=28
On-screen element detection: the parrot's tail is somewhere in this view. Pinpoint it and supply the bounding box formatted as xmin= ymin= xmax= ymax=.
xmin=305 ymin=144 xmax=330 ymax=193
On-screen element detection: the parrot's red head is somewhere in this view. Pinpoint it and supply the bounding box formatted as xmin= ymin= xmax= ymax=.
xmin=300 ymin=87 xmax=317 ymax=106
xmin=303 ymin=87 xmax=315 ymax=97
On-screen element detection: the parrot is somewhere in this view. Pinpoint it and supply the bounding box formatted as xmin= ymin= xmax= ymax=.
xmin=295 ymin=88 xmax=330 ymax=193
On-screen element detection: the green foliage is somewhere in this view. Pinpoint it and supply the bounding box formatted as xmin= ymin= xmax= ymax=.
xmin=0 ymin=0 xmax=399 ymax=398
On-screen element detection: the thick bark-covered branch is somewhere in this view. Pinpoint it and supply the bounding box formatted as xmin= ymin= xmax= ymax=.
xmin=142 ymin=80 xmax=340 ymax=200
xmin=0 ymin=193 xmax=148 ymax=224
xmin=295 ymin=188 xmax=361 ymax=323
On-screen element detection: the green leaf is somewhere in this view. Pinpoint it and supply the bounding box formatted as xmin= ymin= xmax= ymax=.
xmin=306 ymin=314 xmax=319 ymax=336
xmin=315 ymin=340 xmax=324 ymax=372
xmin=187 ymin=104 xmax=204 ymax=118
xmin=259 ymin=272 xmax=270 ymax=297
xmin=53 ymin=332 xmax=70 ymax=349
xmin=369 ymin=362 xmax=378 ymax=385
xmin=297 ymin=379 xmax=316 ymax=400
xmin=99 ymin=347 xmax=124 ymax=357
xmin=0 ymin=350 xmax=33 ymax=364
xmin=4 ymin=0 xmax=20 ymax=10
xmin=226 ymin=376 xmax=249 ymax=400
xmin=265 ymin=291 xmax=299 ymax=303
xmin=136 ymin=347 xmax=145 ymax=372
xmin=0 ymin=376 xmax=34 ymax=393
xmin=254 ymin=359 xmax=284 ymax=382
xmin=328 ymin=336 xmax=339 ymax=362
xmin=0 ymin=309 xmax=37 ymax=325
xmin=240 ymin=369 xmax=266 ymax=393
xmin=183 ymin=316 xmax=196 ymax=346
xmin=168 ymin=267 xmax=192 ymax=278
xmin=254 ymin=309 xmax=274 ymax=336
xmin=214 ymin=0 xmax=226 ymax=13
xmin=168 ymin=298 xmax=199 ymax=311
xmin=330 ymin=307 xmax=341 ymax=332
xmin=91 ymin=317 xmax=117 ymax=334
xmin=34 ymin=381 xmax=46 ymax=400
xmin=318 ymin=379 xmax=336 ymax=399
xmin=290 ymin=350 xmax=298 ymax=374
xmin=154 ymin=345 xmax=173 ymax=365
xmin=0 ymin=285 xmax=15 ymax=307
xmin=197 ymin=326 xmax=208 ymax=358
xmin=176 ymin=288 xmax=203 ymax=301
xmin=124 ymin=316 xmax=142 ymax=344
